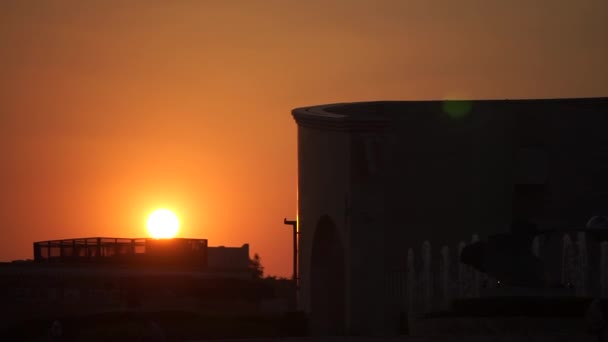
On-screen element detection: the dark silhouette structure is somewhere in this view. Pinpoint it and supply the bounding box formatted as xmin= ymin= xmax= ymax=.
xmin=1 ymin=236 xmax=262 ymax=337
xmin=283 ymin=218 xmax=299 ymax=310
xmin=460 ymin=184 xmax=546 ymax=287
xmin=291 ymin=97 xmax=608 ymax=336
xmin=310 ymin=215 xmax=346 ymax=336
xmin=33 ymin=237 xmax=208 ymax=267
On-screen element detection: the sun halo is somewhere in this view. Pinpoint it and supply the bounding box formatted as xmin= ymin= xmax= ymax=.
xmin=146 ymin=209 xmax=180 ymax=239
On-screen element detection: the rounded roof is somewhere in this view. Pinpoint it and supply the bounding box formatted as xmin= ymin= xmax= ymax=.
xmin=291 ymin=97 xmax=608 ymax=130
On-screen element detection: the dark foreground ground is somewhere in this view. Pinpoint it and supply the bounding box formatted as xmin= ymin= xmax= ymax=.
xmin=2 ymin=298 xmax=599 ymax=341
xmin=188 ymin=337 xmax=594 ymax=342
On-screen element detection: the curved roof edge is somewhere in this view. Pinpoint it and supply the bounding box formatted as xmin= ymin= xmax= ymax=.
xmin=291 ymin=97 xmax=608 ymax=131
xmin=292 ymin=102 xmax=391 ymax=132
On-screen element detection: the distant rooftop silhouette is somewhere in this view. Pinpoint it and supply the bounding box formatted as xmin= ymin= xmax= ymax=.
xmin=33 ymin=237 xmax=208 ymax=268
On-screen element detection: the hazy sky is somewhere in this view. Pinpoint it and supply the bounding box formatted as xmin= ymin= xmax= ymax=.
xmin=0 ymin=0 xmax=606 ymax=276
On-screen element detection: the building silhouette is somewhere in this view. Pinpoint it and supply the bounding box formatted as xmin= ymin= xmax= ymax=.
xmin=291 ymin=98 xmax=608 ymax=335
xmin=0 ymin=237 xmax=261 ymax=332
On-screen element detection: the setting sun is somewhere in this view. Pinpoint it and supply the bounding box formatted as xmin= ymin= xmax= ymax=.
xmin=147 ymin=209 xmax=180 ymax=239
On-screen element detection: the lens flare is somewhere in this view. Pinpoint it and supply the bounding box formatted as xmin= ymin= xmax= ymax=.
xmin=442 ymin=100 xmax=473 ymax=119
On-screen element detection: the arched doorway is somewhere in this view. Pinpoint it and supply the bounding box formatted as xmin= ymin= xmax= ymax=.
xmin=310 ymin=215 xmax=346 ymax=335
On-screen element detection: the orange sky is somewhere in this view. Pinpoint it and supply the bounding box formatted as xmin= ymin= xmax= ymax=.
xmin=0 ymin=0 xmax=606 ymax=276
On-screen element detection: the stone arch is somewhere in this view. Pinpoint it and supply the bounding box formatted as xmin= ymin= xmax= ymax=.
xmin=310 ymin=215 xmax=346 ymax=335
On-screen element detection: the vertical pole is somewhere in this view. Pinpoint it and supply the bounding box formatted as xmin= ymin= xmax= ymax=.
xmin=284 ymin=218 xmax=298 ymax=310
xmin=33 ymin=243 xmax=40 ymax=261
xmin=293 ymin=225 xmax=298 ymax=282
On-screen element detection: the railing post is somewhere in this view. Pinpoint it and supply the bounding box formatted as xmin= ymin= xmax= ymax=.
xmin=406 ymin=248 xmax=416 ymax=314
xmin=576 ymin=232 xmax=588 ymax=297
xmin=458 ymin=241 xmax=466 ymax=298
xmin=471 ymin=234 xmax=480 ymax=298
xmin=601 ymin=242 xmax=608 ymax=297
xmin=440 ymin=245 xmax=450 ymax=310
xmin=422 ymin=241 xmax=432 ymax=313
xmin=562 ymin=234 xmax=575 ymax=289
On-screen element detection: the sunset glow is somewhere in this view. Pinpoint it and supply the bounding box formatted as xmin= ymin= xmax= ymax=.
xmin=0 ymin=1 xmax=606 ymax=277
xmin=147 ymin=209 xmax=180 ymax=239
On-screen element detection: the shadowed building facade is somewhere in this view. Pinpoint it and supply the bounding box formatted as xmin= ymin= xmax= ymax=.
xmin=292 ymin=98 xmax=608 ymax=336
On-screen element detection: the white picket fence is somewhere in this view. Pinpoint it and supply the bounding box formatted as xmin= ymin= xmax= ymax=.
xmin=387 ymin=232 xmax=608 ymax=315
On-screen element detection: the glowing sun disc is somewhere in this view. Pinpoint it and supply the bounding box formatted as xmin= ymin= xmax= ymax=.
xmin=147 ymin=209 xmax=180 ymax=238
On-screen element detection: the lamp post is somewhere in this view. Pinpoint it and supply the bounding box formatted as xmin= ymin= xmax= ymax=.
xmin=284 ymin=218 xmax=298 ymax=310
